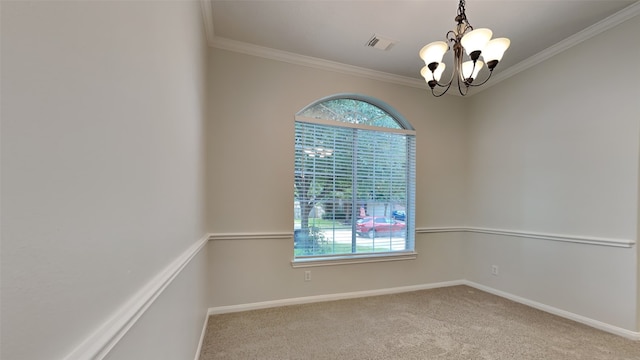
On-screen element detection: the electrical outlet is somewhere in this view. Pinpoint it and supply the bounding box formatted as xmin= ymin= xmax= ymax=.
xmin=491 ymin=265 xmax=499 ymax=276
xmin=304 ymin=270 xmax=311 ymax=281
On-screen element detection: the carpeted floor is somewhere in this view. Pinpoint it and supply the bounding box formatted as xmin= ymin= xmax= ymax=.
xmin=199 ymin=285 xmax=640 ymax=359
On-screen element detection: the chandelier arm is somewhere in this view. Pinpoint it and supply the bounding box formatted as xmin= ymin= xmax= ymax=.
xmin=458 ymin=49 xmax=483 ymax=85
xmin=431 ymin=88 xmax=448 ymax=97
xmin=427 ymin=38 xmax=457 ymax=90
xmin=456 ymin=76 xmax=470 ymax=96
xmin=431 ymin=80 xmax=454 ymax=97
xmin=432 ymin=63 xmax=456 ymax=89
xmin=433 ymin=78 xmax=454 ymax=89
xmin=468 ymin=69 xmax=494 ymax=87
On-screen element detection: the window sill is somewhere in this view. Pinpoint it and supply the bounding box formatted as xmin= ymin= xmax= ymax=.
xmin=291 ymin=251 xmax=417 ymax=268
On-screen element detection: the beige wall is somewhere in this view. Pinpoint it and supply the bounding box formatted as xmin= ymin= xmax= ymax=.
xmin=104 ymin=245 xmax=209 ymax=360
xmin=466 ymin=15 xmax=640 ymax=330
xmin=206 ymin=48 xmax=469 ymax=233
xmin=206 ymin=14 xmax=640 ymax=332
xmin=206 ymin=48 xmax=469 ymax=306
xmin=1 ymin=1 xmax=209 ymax=359
xmin=3 ymin=2 xmax=639 ymax=359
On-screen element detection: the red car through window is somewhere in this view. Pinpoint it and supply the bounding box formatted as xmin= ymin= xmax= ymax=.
xmin=356 ymin=216 xmax=406 ymax=238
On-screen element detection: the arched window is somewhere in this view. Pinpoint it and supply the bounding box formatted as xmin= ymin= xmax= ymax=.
xmin=294 ymin=94 xmax=416 ymax=264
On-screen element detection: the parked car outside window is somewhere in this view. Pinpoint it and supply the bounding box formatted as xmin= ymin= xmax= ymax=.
xmin=356 ymin=216 xmax=406 ymax=238
xmin=391 ymin=210 xmax=406 ymax=221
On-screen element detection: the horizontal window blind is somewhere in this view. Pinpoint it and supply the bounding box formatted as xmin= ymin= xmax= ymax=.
xmin=294 ymin=120 xmax=415 ymax=259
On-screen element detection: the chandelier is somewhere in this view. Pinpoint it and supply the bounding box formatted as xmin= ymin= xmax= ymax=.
xmin=419 ymin=0 xmax=510 ymax=96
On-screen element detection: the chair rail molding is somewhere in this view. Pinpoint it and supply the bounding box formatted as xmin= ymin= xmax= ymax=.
xmin=208 ymin=232 xmax=293 ymax=241
xmin=63 ymin=235 xmax=209 ymax=360
xmin=416 ymin=227 xmax=635 ymax=248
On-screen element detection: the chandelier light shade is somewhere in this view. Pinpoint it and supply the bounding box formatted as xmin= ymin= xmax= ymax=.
xmin=421 ymin=62 xmax=446 ymax=83
xmin=419 ymin=0 xmax=510 ymax=96
xmin=460 ymin=28 xmax=492 ymax=58
xmin=462 ymin=60 xmax=483 ymax=80
xmin=419 ymin=41 xmax=448 ymax=66
xmin=483 ymin=38 xmax=511 ymax=68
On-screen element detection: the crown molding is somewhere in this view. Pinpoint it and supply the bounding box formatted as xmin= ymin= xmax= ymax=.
xmin=486 ymin=0 xmax=640 ymax=90
xmin=200 ymin=0 xmax=640 ymax=94
xmin=211 ymin=37 xmax=427 ymax=89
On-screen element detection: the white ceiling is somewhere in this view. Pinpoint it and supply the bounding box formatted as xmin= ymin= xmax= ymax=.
xmin=204 ymin=1 xmax=639 ymax=89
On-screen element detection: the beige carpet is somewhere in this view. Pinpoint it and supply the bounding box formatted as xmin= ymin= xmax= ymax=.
xmin=199 ymin=285 xmax=640 ymax=359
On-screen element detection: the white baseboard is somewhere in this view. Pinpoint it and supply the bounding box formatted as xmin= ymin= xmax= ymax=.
xmin=205 ymin=279 xmax=639 ymax=341
xmin=193 ymin=311 xmax=210 ymax=360
xmin=207 ymin=280 xmax=465 ymax=315
xmin=463 ymin=281 xmax=640 ymax=341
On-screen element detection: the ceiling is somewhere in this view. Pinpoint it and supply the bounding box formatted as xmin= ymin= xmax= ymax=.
xmin=204 ymin=0 xmax=639 ymax=90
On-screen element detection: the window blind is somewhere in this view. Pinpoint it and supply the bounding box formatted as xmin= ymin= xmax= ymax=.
xmin=294 ymin=120 xmax=415 ymax=259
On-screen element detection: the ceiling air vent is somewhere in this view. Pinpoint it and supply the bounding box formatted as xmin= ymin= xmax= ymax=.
xmin=366 ymin=34 xmax=396 ymax=51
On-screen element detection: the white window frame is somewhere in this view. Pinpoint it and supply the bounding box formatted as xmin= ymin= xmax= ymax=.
xmin=292 ymin=94 xmax=416 ymax=267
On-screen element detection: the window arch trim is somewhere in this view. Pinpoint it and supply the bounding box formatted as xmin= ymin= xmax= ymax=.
xmin=296 ymin=93 xmax=415 ymax=131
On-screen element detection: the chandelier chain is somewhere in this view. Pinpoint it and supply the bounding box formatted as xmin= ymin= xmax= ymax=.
xmin=456 ymin=0 xmax=473 ymax=28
